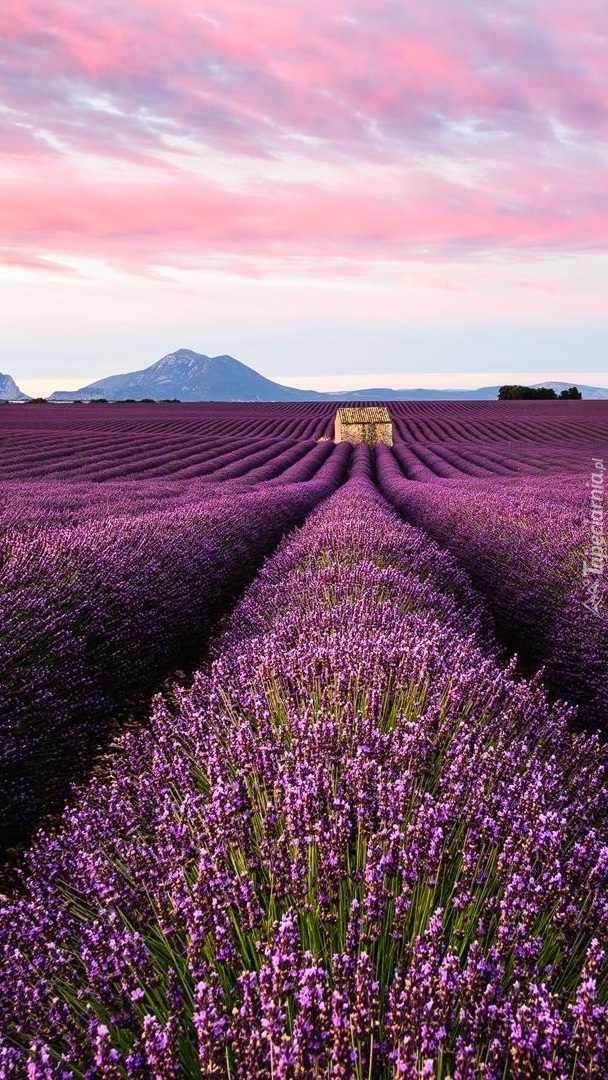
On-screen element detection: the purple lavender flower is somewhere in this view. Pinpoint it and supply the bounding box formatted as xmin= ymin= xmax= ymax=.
xmin=0 ymin=473 xmax=606 ymax=1076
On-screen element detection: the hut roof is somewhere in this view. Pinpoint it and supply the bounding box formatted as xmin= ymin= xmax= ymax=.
xmin=336 ymin=407 xmax=391 ymax=425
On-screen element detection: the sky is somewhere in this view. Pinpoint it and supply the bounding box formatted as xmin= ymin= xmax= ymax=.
xmin=2 ymin=0 xmax=608 ymax=395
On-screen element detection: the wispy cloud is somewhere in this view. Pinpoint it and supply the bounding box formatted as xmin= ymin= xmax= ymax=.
xmin=1 ymin=0 xmax=608 ymax=278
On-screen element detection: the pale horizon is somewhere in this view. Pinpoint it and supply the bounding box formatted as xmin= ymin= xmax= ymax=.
xmin=18 ymin=364 xmax=605 ymax=401
xmin=2 ymin=1 xmax=608 ymax=389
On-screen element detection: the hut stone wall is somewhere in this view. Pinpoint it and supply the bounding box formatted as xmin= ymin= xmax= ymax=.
xmin=334 ymin=407 xmax=393 ymax=446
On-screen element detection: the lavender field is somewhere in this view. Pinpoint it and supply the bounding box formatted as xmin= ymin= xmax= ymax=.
xmin=0 ymin=401 xmax=607 ymax=1077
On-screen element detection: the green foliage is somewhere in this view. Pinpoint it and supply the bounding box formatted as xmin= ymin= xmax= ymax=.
xmin=498 ymin=385 xmax=582 ymax=400
xmin=558 ymin=386 xmax=582 ymax=399
xmin=498 ymin=385 xmax=557 ymax=399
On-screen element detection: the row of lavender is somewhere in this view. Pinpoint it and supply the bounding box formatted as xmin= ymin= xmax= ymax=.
xmin=378 ymin=446 xmax=608 ymax=728
xmin=388 ymin=400 xmax=607 ymax=446
xmin=0 ymin=444 xmax=340 ymax=535
xmin=0 ymin=403 xmax=336 ymax=482
xmin=2 ymin=441 xmax=605 ymax=864
xmin=1 ymin=474 xmax=606 ymax=1075
xmin=0 ymin=447 xmax=351 ymax=851
xmin=2 ymin=400 xmax=605 ymax=482
xmin=3 ymin=429 xmax=595 ymax=485
xmin=1 ymin=434 xmax=334 ymax=485
xmin=390 ymin=440 xmax=598 ymax=481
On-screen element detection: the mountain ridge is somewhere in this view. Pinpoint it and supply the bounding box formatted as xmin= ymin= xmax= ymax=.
xmin=47 ymin=351 xmax=608 ymax=401
xmin=0 ymin=372 xmax=30 ymax=401
xmin=3 ymin=352 xmax=606 ymax=401
xmin=48 ymin=349 xmax=327 ymax=402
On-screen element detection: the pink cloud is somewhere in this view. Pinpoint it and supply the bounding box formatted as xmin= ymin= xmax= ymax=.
xmin=2 ymin=153 xmax=608 ymax=278
xmin=0 ymin=247 xmax=77 ymax=274
xmin=514 ymin=278 xmax=562 ymax=294
xmin=1 ymin=1 xmax=608 ymax=276
xmin=3 ymin=1 xmax=608 ymax=152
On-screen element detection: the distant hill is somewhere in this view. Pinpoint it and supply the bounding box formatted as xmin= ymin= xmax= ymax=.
xmin=0 ymin=372 xmax=29 ymax=401
xmin=340 ymin=385 xmax=504 ymax=400
xmin=530 ymin=381 xmax=608 ymax=400
xmin=45 ymin=351 xmax=608 ymax=401
xmin=340 ymin=382 xmax=608 ymax=400
xmin=49 ymin=350 xmax=326 ymax=403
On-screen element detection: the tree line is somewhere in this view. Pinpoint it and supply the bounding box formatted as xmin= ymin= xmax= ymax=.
xmin=498 ymin=385 xmax=582 ymax=400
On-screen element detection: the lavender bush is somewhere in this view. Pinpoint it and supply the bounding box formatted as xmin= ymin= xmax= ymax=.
xmin=1 ymin=478 xmax=606 ymax=1076
xmin=0 ymin=402 xmax=336 ymax=482
xmin=0 ymin=463 xmax=347 ymax=849
xmin=377 ymin=445 xmax=608 ymax=728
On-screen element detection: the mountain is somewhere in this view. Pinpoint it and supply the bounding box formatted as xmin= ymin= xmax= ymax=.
xmin=530 ymin=382 xmax=608 ymax=400
xmin=339 ymin=385 xmax=505 ymax=400
xmin=340 ymin=382 xmax=608 ymax=400
xmin=47 ymin=351 xmax=608 ymax=401
xmin=49 ymin=350 xmax=326 ymax=402
xmin=0 ymin=372 xmax=29 ymax=401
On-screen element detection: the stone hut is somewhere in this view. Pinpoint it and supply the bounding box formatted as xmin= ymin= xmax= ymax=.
xmin=334 ymin=406 xmax=393 ymax=446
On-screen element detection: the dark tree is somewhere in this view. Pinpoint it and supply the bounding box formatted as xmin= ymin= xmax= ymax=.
xmin=558 ymin=386 xmax=582 ymax=399
xmin=498 ymin=385 xmax=557 ymax=400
